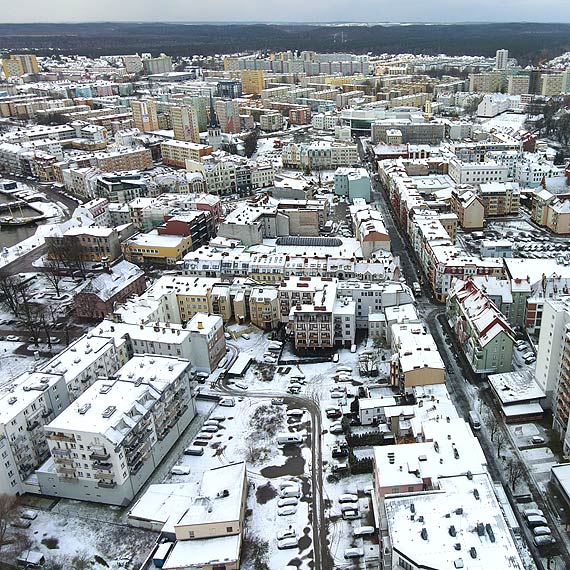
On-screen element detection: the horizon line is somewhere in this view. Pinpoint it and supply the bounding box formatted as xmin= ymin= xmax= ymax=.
xmin=0 ymin=20 xmax=568 ymax=25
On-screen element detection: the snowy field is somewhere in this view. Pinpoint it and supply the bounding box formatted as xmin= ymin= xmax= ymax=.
xmin=480 ymin=112 xmax=528 ymax=132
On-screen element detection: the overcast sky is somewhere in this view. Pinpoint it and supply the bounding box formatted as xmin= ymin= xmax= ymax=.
xmin=2 ymin=0 xmax=568 ymax=23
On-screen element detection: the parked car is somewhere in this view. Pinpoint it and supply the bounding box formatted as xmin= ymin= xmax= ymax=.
xmin=201 ymin=425 xmax=219 ymax=433
xmin=21 ymin=510 xmax=38 ymax=521
xmin=184 ymin=446 xmax=204 ymax=456
xmin=329 ymin=423 xmax=344 ymax=434
xmin=526 ymin=515 xmax=548 ymax=528
xmin=271 ymin=398 xmax=284 ymax=406
xmin=241 ymin=334 xmax=250 ymax=340
xmin=219 ymin=398 xmax=236 ymax=407
xmin=277 ymin=537 xmax=298 ymax=549
xmin=353 ymin=525 xmax=375 ymax=537
xmin=326 ymin=407 xmax=342 ymax=419
xmin=342 ymin=509 xmax=360 ymax=521
xmin=277 ymin=529 xmax=296 ymax=540
xmin=277 ymin=498 xmax=299 ymax=508
xmin=203 ymin=420 xmax=220 ymax=428
xmin=339 ymin=493 xmax=358 ymax=504
xmin=332 ymin=446 xmax=349 ymax=458
xmin=533 ymin=535 xmax=556 ymax=547
xmin=11 ymin=518 xmax=31 ymax=529
xmin=6 ymin=335 xmax=20 ymax=342
xmin=344 ymin=548 xmax=364 ymax=559
xmin=278 ymin=505 xmax=297 ymax=516
xmin=171 ymin=465 xmax=191 ymax=475
xmin=523 ymin=509 xmax=544 ymax=519
xmin=533 ymin=526 xmax=552 ymax=537
xmin=531 ymin=436 xmax=545 ymax=445
xmin=196 ymin=433 xmax=214 ymax=440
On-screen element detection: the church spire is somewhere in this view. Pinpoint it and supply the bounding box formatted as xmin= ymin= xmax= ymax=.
xmin=208 ymin=93 xmax=220 ymax=129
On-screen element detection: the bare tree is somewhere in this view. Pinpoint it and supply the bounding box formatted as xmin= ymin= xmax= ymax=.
xmin=16 ymin=287 xmax=50 ymax=347
xmin=485 ymin=411 xmax=500 ymax=442
xmin=0 ymin=494 xmax=20 ymax=552
xmin=0 ymin=270 xmax=26 ymax=317
xmin=506 ymin=458 xmax=525 ymax=491
xmin=43 ymin=260 xmax=63 ymax=297
xmin=496 ymin=430 xmax=508 ymax=459
xmin=46 ymin=236 xmax=86 ymax=275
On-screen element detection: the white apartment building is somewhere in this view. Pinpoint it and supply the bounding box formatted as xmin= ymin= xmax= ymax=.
xmin=448 ymin=158 xmax=509 ymax=186
xmin=41 ymin=334 xmax=122 ymax=402
xmin=186 ymin=313 xmax=226 ymax=372
xmin=0 ymin=372 xmax=71 ymax=495
xmin=39 ymin=355 xmax=195 ymax=505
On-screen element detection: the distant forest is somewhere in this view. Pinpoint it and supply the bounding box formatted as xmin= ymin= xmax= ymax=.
xmin=0 ymin=22 xmax=570 ymax=64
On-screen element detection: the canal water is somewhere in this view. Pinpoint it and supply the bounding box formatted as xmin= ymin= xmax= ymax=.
xmin=0 ymin=192 xmax=45 ymax=248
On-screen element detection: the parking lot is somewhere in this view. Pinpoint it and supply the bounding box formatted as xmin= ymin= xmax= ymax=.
xmin=458 ymin=218 xmax=570 ymax=261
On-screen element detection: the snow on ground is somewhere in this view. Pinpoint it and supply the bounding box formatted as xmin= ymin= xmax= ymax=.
xmin=480 ymin=112 xmax=528 ymax=132
xmin=20 ymin=506 xmax=157 ymax=570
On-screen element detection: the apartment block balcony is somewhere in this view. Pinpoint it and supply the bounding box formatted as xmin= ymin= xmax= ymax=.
xmin=89 ymin=450 xmax=110 ymax=461
xmin=51 ymin=448 xmax=71 ymax=458
xmin=97 ymin=480 xmax=117 ymax=489
xmin=50 ymin=432 xmax=75 ymax=443
xmin=94 ymin=461 xmax=113 ymax=471
xmin=58 ymin=466 xmax=76 ymax=475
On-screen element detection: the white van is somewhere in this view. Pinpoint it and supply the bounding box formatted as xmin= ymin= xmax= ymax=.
xmin=277 ymin=433 xmax=304 ymax=445
xmin=468 ymin=410 xmax=481 ymax=430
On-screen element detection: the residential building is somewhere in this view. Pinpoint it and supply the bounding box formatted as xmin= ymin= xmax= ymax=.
xmin=241 ymin=69 xmax=264 ymax=95
xmin=45 ymin=226 xmax=123 ymax=263
xmin=38 ymin=355 xmax=195 ymax=505
xmin=171 ymin=105 xmax=200 ymax=144
xmin=450 ymin=187 xmax=485 ymax=229
xmin=479 ymin=182 xmax=520 ymax=217
xmin=448 ymin=158 xmax=509 ymax=186
xmin=0 ymin=372 xmax=70 ymax=495
xmin=186 ymin=313 xmax=226 ymax=373
xmin=334 ymin=167 xmax=371 ymax=203
xmin=74 ymin=260 xmax=147 ymax=320
xmin=161 ymin=140 xmax=213 ymax=168
xmin=390 ymin=322 xmax=445 ymax=392
xmin=249 ymin=287 xmax=280 ymax=331
xmin=122 ymin=231 xmax=194 ymax=267
xmin=496 ymin=48 xmax=509 ymax=70
xmin=143 ymin=55 xmax=173 ymax=75
xmin=131 ymin=100 xmax=159 ymax=133
xmin=447 ymin=278 xmax=514 ymax=376
xmin=2 ymin=54 xmax=38 ymax=77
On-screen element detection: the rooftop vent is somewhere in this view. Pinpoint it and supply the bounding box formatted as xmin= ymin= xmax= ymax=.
xmin=102 ymin=406 xmax=116 ymax=418
xmin=78 ymin=403 xmax=91 ymax=415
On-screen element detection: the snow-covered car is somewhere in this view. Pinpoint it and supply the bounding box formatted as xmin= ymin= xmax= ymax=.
xmin=219 ymin=398 xmax=236 ymax=407
xmin=203 ymin=420 xmax=220 ymax=427
xmin=271 ymin=398 xmax=284 ymax=405
xmin=277 ymin=537 xmax=298 ymax=549
xmin=278 ymin=505 xmax=297 ymax=516
xmin=329 ymin=423 xmax=344 ymax=434
xmin=277 ymin=497 xmax=299 ymax=508
xmin=6 ymin=335 xmax=20 ymax=342
xmin=201 ymin=425 xmax=219 ymax=433
xmin=353 ymin=525 xmax=375 ymax=537
xmin=171 ymin=465 xmax=191 ymax=475
xmin=286 ymin=409 xmax=304 ymax=418
xmin=277 ymin=528 xmax=296 ymax=540
xmin=344 ymin=547 xmax=364 ymax=559
xmin=342 ymin=508 xmax=360 ymax=520
xmin=339 ymin=494 xmax=359 ymax=504
xmin=197 ymin=433 xmax=215 ymax=442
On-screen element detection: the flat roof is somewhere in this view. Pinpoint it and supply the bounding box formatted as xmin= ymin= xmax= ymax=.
xmin=385 ymin=472 xmax=524 ymax=570
xmin=162 ymin=534 xmax=240 ymax=569
xmin=488 ymin=370 xmax=546 ymax=405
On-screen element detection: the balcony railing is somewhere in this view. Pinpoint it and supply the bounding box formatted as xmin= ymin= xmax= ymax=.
xmin=89 ymin=450 xmax=110 ymax=461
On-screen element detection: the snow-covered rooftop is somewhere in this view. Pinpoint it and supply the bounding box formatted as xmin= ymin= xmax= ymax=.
xmin=384 ymin=472 xmax=524 ymax=570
